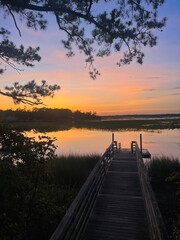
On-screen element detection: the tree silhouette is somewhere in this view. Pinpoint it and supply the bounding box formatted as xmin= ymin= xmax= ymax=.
xmin=0 ymin=26 xmax=60 ymax=105
xmin=0 ymin=80 xmax=60 ymax=105
xmin=0 ymin=0 xmax=166 ymax=104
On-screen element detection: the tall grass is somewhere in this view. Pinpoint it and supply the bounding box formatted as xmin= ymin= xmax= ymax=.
xmin=49 ymin=153 xmax=100 ymax=187
xmin=147 ymin=156 xmax=180 ymax=240
xmin=44 ymin=153 xmax=100 ymax=238
xmin=40 ymin=153 xmax=101 ymax=239
xmin=147 ymin=156 xmax=180 ymax=186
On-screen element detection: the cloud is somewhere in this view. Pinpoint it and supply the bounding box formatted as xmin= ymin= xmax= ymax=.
xmin=170 ymin=93 xmax=180 ymax=96
xmin=173 ymin=86 xmax=180 ymax=90
xmin=141 ymin=88 xmax=157 ymax=92
xmin=145 ymin=96 xmax=157 ymax=99
xmin=145 ymin=77 xmax=160 ymax=79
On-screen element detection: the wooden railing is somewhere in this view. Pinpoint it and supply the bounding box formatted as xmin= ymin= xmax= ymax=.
xmin=50 ymin=141 xmax=117 ymax=240
xmin=131 ymin=141 xmax=169 ymax=240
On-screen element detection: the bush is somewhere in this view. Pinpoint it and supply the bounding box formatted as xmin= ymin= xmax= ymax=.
xmin=0 ymin=127 xmax=100 ymax=239
xmin=147 ymin=156 xmax=180 ymax=240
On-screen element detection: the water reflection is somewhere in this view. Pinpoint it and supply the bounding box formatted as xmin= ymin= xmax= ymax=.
xmin=25 ymin=128 xmax=180 ymax=159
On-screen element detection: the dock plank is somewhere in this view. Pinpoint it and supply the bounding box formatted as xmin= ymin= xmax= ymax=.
xmin=81 ymin=151 xmax=150 ymax=240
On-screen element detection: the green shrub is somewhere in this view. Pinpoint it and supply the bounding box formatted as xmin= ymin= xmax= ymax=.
xmin=147 ymin=156 xmax=180 ymax=240
xmin=0 ymin=129 xmax=100 ymax=239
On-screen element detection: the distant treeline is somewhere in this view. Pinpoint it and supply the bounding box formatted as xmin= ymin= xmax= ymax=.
xmin=0 ymin=108 xmax=101 ymax=122
xmin=102 ymin=113 xmax=180 ymax=120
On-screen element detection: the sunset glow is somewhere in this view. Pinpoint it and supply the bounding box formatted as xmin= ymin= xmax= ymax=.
xmin=1 ymin=1 xmax=180 ymax=115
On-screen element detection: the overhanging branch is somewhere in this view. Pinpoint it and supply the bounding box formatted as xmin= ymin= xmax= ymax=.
xmin=6 ymin=4 xmax=22 ymax=37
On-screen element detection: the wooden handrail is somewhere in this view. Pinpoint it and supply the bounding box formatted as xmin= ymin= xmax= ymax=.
xmin=50 ymin=141 xmax=117 ymax=240
xmin=133 ymin=141 xmax=169 ymax=240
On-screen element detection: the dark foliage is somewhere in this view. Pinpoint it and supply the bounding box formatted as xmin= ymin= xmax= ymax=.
xmin=0 ymin=107 xmax=100 ymax=123
xmin=0 ymin=127 xmax=59 ymax=239
xmin=147 ymin=157 xmax=180 ymax=239
xmin=0 ymin=127 xmax=99 ymax=239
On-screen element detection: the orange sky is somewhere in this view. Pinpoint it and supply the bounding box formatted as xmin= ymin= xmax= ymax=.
xmin=0 ymin=1 xmax=180 ymax=115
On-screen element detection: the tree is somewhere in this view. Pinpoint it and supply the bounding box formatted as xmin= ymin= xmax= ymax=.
xmin=0 ymin=80 xmax=60 ymax=105
xmin=0 ymin=0 xmax=166 ymax=104
xmin=0 ymin=25 xmax=60 ymax=105
xmin=0 ymin=127 xmax=58 ymax=239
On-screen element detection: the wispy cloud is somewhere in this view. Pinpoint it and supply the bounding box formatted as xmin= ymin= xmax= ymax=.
xmin=170 ymin=93 xmax=180 ymax=96
xmin=145 ymin=96 xmax=157 ymax=99
xmin=173 ymin=86 xmax=180 ymax=90
xmin=145 ymin=77 xmax=160 ymax=79
xmin=141 ymin=88 xmax=157 ymax=92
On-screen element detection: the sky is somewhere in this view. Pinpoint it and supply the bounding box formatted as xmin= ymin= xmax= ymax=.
xmin=0 ymin=0 xmax=180 ymax=115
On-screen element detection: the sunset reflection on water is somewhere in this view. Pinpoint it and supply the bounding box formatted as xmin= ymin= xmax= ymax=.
xmin=25 ymin=128 xmax=180 ymax=159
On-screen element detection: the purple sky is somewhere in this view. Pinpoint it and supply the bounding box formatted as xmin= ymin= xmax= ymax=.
xmin=0 ymin=0 xmax=180 ymax=115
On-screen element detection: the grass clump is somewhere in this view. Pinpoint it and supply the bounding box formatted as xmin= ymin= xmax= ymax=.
xmin=147 ymin=156 xmax=180 ymax=186
xmin=147 ymin=156 xmax=180 ymax=240
xmin=50 ymin=154 xmax=100 ymax=187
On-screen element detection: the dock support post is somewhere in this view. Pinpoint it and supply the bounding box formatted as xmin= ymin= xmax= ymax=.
xmin=112 ymin=133 xmax=114 ymax=143
xmin=140 ymin=133 xmax=142 ymax=154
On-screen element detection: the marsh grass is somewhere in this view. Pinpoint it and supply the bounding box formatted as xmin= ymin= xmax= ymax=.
xmin=75 ymin=118 xmax=180 ymax=130
xmin=4 ymin=116 xmax=180 ymax=131
xmin=49 ymin=153 xmax=100 ymax=187
xmin=147 ymin=156 xmax=180 ymax=185
xmin=42 ymin=153 xmax=100 ymax=238
xmin=147 ymin=156 xmax=180 ymax=239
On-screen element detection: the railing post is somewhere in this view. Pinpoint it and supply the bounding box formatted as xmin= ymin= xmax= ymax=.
xmin=140 ymin=133 xmax=142 ymax=155
xmin=112 ymin=132 xmax=114 ymax=143
xmin=131 ymin=141 xmax=136 ymax=154
xmin=131 ymin=141 xmax=133 ymax=153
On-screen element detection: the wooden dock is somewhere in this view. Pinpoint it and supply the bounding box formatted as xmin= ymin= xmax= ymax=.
xmin=82 ymin=150 xmax=150 ymax=240
xmin=50 ymin=141 xmax=168 ymax=240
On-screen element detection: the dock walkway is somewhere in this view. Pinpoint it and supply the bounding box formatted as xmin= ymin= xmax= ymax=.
xmin=82 ymin=150 xmax=150 ymax=240
xmin=50 ymin=140 xmax=168 ymax=240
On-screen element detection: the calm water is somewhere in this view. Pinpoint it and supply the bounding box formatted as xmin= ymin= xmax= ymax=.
xmin=26 ymin=128 xmax=180 ymax=159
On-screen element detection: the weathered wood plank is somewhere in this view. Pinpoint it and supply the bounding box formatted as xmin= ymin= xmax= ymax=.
xmin=81 ymin=151 xmax=150 ymax=240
